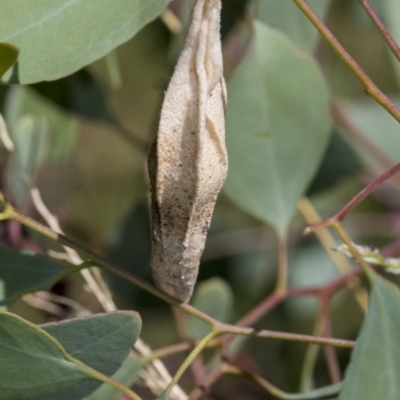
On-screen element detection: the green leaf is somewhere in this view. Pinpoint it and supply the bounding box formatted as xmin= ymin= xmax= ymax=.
xmin=0 ymin=0 xmax=171 ymax=84
xmin=337 ymin=97 xmax=400 ymax=171
xmin=89 ymin=19 xmax=171 ymax=145
xmin=84 ymin=357 xmax=147 ymax=400
xmin=0 ymin=312 xmax=91 ymax=399
xmin=42 ymin=311 xmax=142 ymax=400
xmin=6 ymin=114 xmax=49 ymax=203
xmin=4 ymin=86 xmax=77 ymax=163
xmin=256 ymin=0 xmax=331 ymax=52
xmin=188 ymin=278 xmax=233 ymax=340
xmin=0 ymin=246 xmax=80 ymax=309
xmin=224 ymin=21 xmax=331 ymax=235
xmin=339 ymin=270 xmax=400 ymax=399
xmin=0 ymin=42 xmax=18 ymax=78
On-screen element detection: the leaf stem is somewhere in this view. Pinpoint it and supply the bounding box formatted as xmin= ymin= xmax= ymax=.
xmin=0 ymin=194 xmax=355 ymax=349
xmin=146 ymin=338 xmax=221 ymax=362
xmin=332 ymin=221 xmax=372 ymax=278
xmin=358 ymin=0 xmax=400 ymax=62
xmin=224 ymin=364 xmax=342 ymax=400
xmin=305 ymin=162 xmax=400 ymax=232
xmin=216 ymin=322 xmax=354 ymax=348
xmin=161 ymin=331 xmax=217 ymax=399
xmin=298 ymin=197 xmax=368 ymax=312
xmin=71 ymin=357 xmax=142 ymax=400
xmin=330 ymin=102 xmax=398 ymax=176
xmin=299 ymin=313 xmax=323 ymax=392
xmin=292 ymin=0 xmax=400 ymax=123
xmin=276 ymin=235 xmax=288 ymax=295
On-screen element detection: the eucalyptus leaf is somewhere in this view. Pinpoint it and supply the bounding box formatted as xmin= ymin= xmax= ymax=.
xmin=339 ymin=270 xmax=400 ymax=399
xmin=41 ymin=312 xmax=142 ymax=400
xmin=84 ymin=357 xmax=147 ymax=400
xmin=0 ymin=312 xmax=92 ymax=399
xmin=224 ymin=21 xmax=331 ymax=235
xmin=0 ymin=246 xmax=81 ymax=309
xmin=337 ymin=97 xmax=400 ymax=170
xmin=256 ymin=0 xmax=331 ymax=52
xmin=4 ymin=87 xmax=77 ymax=163
xmin=0 ymin=42 xmax=18 ymax=77
xmin=7 ymin=114 xmax=49 ymax=203
xmin=188 ymin=278 xmax=233 ymax=340
xmin=0 ymin=0 xmax=171 ymax=84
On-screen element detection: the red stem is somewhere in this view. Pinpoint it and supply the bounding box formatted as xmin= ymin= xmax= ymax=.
xmin=358 ymin=0 xmax=400 ymax=62
xmin=307 ymin=162 xmax=400 ymax=231
xmin=320 ymin=293 xmax=341 ymax=383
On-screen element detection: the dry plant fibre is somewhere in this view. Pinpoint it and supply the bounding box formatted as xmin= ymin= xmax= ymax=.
xmin=148 ymin=0 xmax=228 ymax=302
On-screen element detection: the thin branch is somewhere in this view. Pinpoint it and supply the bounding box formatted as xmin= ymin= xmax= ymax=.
xmin=147 ymin=338 xmax=221 ymax=362
xmin=31 ymin=187 xmax=116 ymax=312
xmin=221 ymin=291 xmax=285 ymax=354
xmin=331 ymin=102 xmax=397 ymax=176
xmin=224 ymin=364 xmax=342 ymax=400
xmin=299 ymin=314 xmax=324 ymax=392
xmin=188 ymin=365 xmax=225 ymax=400
xmin=358 ymin=0 xmax=400 ymax=62
xmin=0 ymin=193 xmax=355 ymax=349
xmin=305 ymin=163 xmax=400 ymax=232
xmin=292 ymin=0 xmax=400 ymax=124
xmin=298 ymin=197 xmax=368 ymax=312
xmin=162 ymin=331 xmax=217 ymax=400
xmin=320 ymin=294 xmax=341 ymax=384
xmin=276 ymin=235 xmax=289 ymax=295
xmin=216 ymin=323 xmax=354 ymax=348
xmin=29 ymin=189 xmax=188 ymax=400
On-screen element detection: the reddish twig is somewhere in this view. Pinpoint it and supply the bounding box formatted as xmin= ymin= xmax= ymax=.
xmin=319 ymin=293 xmax=341 ymax=383
xmin=188 ymin=365 xmax=225 ymax=400
xmin=331 ymin=102 xmax=398 ymax=176
xmin=358 ymin=0 xmax=400 ymax=62
xmin=293 ymin=0 xmax=400 ymax=123
xmin=306 ymin=163 xmax=400 ymax=232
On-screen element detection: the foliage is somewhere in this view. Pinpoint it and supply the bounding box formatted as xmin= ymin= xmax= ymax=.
xmin=1 ymin=0 xmax=400 ymax=399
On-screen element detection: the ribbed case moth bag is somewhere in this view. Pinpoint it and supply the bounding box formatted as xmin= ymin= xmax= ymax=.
xmin=148 ymin=0 xmax=228 ymax=302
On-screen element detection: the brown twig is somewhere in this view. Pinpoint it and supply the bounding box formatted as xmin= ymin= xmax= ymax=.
xmin=330 ymin=102 xmax=396 ymax=174
xmin=292 ymin=0 xmax=400 ymax=123
xmin=306 ymin=162 xmax=400 ymax=232
xmin=320 ymin=293 xmax=341 ymax=383
xmin=0 ymin=193 xmax=355 ymax=349
xmin=358 ymin=0 xmax=400 ymax=62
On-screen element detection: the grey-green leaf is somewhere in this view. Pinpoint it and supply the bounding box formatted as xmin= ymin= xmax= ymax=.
xmin=256 ymin=0 xmax=331 ymax=52
xmin=0 ymin=42 xmax=18 ymax=78
xmin=339 ymin=270 xmax=400 ymax=399
xmin=188 ymin=278 xmax=233 ymax=340
xmin=337 ymin=98 xmax=400 ymax=170
xmin=0 ymin=0 xmax=171 ymax=84
xmin=0 ymin=312 xmax=90 ymax=399
xmin=224 ymin=21 xmax=331 ymax=235
xmin=4 ymin=87 xmax=77 ymax=163
xmin=84 ymin=357 xmax=147 ymax=400
xmin=41 ymin=311 xmax=142 ymax=400
xmin=0 ymin=246 xmax=81 ymax=309
xmin=7 ymin=114 xmax=49 ymax=203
